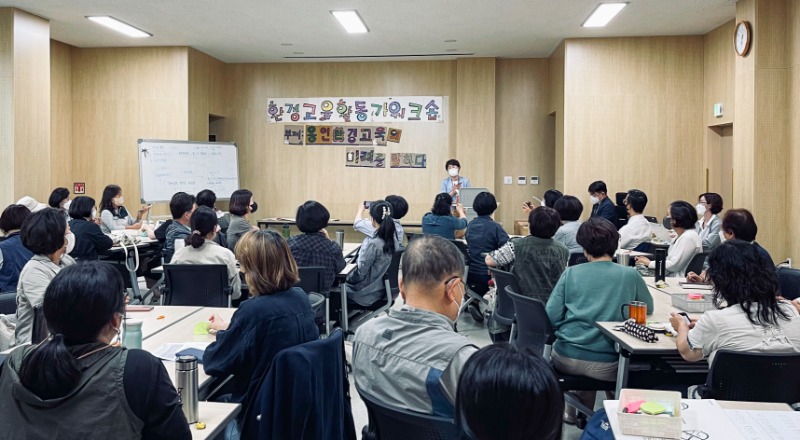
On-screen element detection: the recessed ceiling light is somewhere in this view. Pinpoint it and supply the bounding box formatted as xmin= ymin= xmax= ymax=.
xmin=330 ymin=10 xmax=369 ymax=34
xmin=281 ymin=43 xmax=293 ymax=46
xmin=86 ymin=16 xmax=151 ymax=38
xmin=444 ymin=39 xmax=457 ymax=43
xmin=582 ymin=3 xmax=628 ymax=28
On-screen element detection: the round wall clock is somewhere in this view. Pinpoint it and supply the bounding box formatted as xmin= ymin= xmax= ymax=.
xmin=734 ymin=21 xmax=752 ymax=57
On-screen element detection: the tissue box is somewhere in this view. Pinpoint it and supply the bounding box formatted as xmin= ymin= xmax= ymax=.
xmin=617 ymin=389 xmax=682 ymax=439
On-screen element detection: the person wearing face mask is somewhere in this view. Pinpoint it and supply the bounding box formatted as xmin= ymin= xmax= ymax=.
xmin=226 ymin=189 xmax=260 ymax=252
xmin=0 ymin=205 xmax=33 ymax=292
xmin=98 ymin=184 xmax=150 ymax=234
xmin=171 ymin=207 xmax=241 ymax=301
xmin=14 ymin=208 xmax=76 ymax=346
xmin=67 ymin=196 xmax=113 ymax=261
xmin=546 ymin=218 xmax=653 ymax=423
xmin=47 ymin=187 xmax=72 ymax=222
xmin=694 ymin=192 xmax=723 ymax=253
xmin=440 ymin=159 xmax=471 ymax=199
xmin=0 ymin=262 xmax=191 ymax=439
xmin=162 ymin=192 xmax=196 ymax=264
xmin=587 ymin=181 xmax=617 ymax=227
xmin=352 ymin=235 xmax=478 ymax=417
xmin=617 ymin=189 xmax=650 ymax=250
xmin=686 ymin=208 xmax=774 ymax=283
xmin=635 ymin=201 xmax=702 ymax=277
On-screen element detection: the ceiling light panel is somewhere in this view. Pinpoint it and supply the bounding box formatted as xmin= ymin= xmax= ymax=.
xmin=331 ymin=10 xmax=369 ymax=34
xmin=582 ymin=3 xmax=628 ymax=28
xmin=86 ymin=16 xmax=151 ymax=38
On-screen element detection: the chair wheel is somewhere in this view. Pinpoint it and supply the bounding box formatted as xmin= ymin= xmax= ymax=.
xmin=575 ymin=414 xmax=588 ymax=430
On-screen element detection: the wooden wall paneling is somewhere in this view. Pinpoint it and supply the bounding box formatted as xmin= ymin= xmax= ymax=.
xmin=562 ymin=37 xmax=705 ymax=222
xmin=50 ymin=40 xmax=73 ymax=191
xmin=71 ymin=47 xmax=188 ymax=215
xmin=188 ymin=48 xmax=228 ymax=141
xmin=703 ymin=21 xmax=736 ymax=127
xmin=549 ymin=42 xmax=565 ymax=191
xmin=788 ymin=0 xmax=800 ymax=261
xmin=0 ymin=9 xmax=15 ymax=205
xmin=495 ymin=59 xmax=552 ymax=231
xmin=456 ymin=58 xmax=496 ymax=217
xmin=11 ymin=9 xmax=51 ymax=203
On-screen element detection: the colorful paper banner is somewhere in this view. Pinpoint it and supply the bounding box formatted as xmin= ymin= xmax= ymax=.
xmin=268 ymin=96 xmax=444 ymax=123
xmin=345 ymin=148 xmax=386 ymax=168
xmin=390 ymin=153 xmax=427 ymax=168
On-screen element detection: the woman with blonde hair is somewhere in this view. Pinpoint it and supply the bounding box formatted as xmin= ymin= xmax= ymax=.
xmin=203 ymin=229 xmax=318 ymax=437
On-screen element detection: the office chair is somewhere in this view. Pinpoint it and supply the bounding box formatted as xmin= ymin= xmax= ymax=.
xmin=358 ymin=386 xmax=458 ymax=440
xmin=163 ymin=264 xmax=232 ymax=307
xmin=296 ymin=266 xmax=331 ymax=335
xmin=451 ymin=240 xmax=486 ymax=322
xmin=685 ymin=252 xmax=707 ymax=276
xmin=0 ymin=292 xmax=16 ymax=315
xmin=487 ymin=268 xmax=519 ymax=330
xmin=777 ymin=266 xmax=800 ymax=300
xmin=699 ymin=350 xmax=800 ymax=405
xmin=347 ymin=250 xmax=404 ymax=332
xmin=568 ymin=253 xmax=588 ymax=266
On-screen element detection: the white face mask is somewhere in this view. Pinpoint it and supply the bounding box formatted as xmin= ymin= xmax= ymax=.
xmin=696 ymin=203 xmax=707 ymax=216
xmin=113 ymin=196 xmax=125 ymax=206
xmin=91 ymin=208 xmax=97 ymax=219
xmin=65 ymin=232 xmax=76 ymax=254
xmin=448 ymin=167 xmax=459 ymax=177
xmin=62 ymin=199 xmax=71 ymax=211
xmin=590 ymin=195 xmax=600 ymax=205
xmin=719 ymin=231 xmax=727 ymax=243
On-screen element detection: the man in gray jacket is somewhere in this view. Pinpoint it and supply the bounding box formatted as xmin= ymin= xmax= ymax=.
xmin=352 ymin=235 xmax=478 ymax=417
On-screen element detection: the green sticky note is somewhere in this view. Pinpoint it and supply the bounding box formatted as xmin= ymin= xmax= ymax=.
xmin=640 ymin=402 xmax=666 ymax=415
xmin=193 ymin=321 xmax=210 ymax=335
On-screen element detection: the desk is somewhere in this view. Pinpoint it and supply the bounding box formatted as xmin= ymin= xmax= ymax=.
xmin=126 ymin=305 xmax=203 ymax=340
xmin=142 ymin=307 xmax=237 ymax=396
xmin=596 ymin=283 xmax=706 ymax=394
xmin=192 ymin=402 xmax=241 ymax=440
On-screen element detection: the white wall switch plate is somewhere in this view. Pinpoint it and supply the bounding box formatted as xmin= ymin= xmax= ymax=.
xmin=504 ymin=176 xmax=512 ymax=185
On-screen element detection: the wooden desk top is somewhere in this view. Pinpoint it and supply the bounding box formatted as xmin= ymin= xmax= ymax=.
xmin=192 ymin=402 xmax=241 ymax=440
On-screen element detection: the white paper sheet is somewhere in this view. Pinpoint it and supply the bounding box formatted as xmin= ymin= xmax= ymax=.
xmin=604 ymin=399 xmax=747 ymax=440
xmin=151 ymin=342 xmax=211 ymax=361
xmin=725 ymin=410 xmax=800 ymax=440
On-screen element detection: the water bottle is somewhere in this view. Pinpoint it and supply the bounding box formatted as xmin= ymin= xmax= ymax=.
xmin=335 ymin=229 xmax=345 ymax=249
xmin=175 ymin=355 xmax=199 ymax=423
xmin=282 ymin=224 xmax=291 ymax=239
xmin=655 ymin=248 xmax=667 ymax=282
xmin=122 ymin=319 xmax=142 ymax=349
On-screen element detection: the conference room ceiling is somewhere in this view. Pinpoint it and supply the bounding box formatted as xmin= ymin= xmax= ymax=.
xmin=1 ymin=0 xmax=737 ymax=63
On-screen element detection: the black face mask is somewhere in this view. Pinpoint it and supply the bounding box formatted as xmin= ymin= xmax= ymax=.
xmin=250 ymin=202 xmax=258 ymax=213
xmin=662 ymin=215 xmax=672 ymax=230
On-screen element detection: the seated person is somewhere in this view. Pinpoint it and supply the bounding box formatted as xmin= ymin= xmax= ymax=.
xmin=455 ymin=344 xmax=563 ymax=440
xmin=588 ymin=180 xmax=617 ymax=227
xmin=354 ymin=195 xmax=407 ymax=249
xmin=486 ymin=206 xmax=568 ymax=302
xmin=546 ymin=218 xmax=653 ymax=413
xmin=162 ymin=192 xmax=196 ymax=263
xmin=465 ymin=191 xmax=509 ymax=299
xmin=171 ymin=206 xmax=241 ymax=301
xmin=422 ymin=193 xmax=467 ymax=240
xmin=347 ymin=201 xmax=398 ymax=308
xmin=98 ymin=184 xmax=150 ymax=234
xmin=353 ymin=235 xmax=478 ymax=417
xmin=0 ymin=204 xmax=33 ymax=292
xmin=695 ymin=192 xmax=723 ymax=253
xmin=47 ymin=187 xmax=71 ymax=221
xmin=670 ymin=240 xmax=800 ymax=365
xmin=552 ymin=195 xmax=584 ymax=255
xmin=543 ymin=189 xmax=563 ymax=208
xmin=287 ymin=200 xmax=346 ymax=292
xmin=0 ymin=262 xmax=191 ymax=439
xmin=204 ymin=229 xmax=318 ymax=436
xmin=196 ymin=189 xmax=228 ymax=247
xmin=226 ymin=189 xmax=259 ymax=252
xmin=15 ymin=196 xmax=46 ymax=213
xmin=16 ymin=208 xmax=76 ymax=345
xmin=687 ymin=208 xmax=774 ymax=283
xmin=618 ymin=189 xmax=650 ymax=250
xmin=635 ymin=201 xmax=702 ymax=277
xmin=67 ymin=196 xmax=113 ymax=261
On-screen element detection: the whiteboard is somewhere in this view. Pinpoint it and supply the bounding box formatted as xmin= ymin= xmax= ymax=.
xmin=137 ymin=139 xmax=240 ymax=203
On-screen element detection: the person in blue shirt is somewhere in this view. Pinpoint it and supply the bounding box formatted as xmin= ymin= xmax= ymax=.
xmin=0 ymin=204 xmax=33 ymax=292
xmin=588 ymin=180 xmax=617 ymax=227
xmin=422 ymin=193 xmax=467 ymax=240
xmin=440 ymin=159 xmax=470 ymax=198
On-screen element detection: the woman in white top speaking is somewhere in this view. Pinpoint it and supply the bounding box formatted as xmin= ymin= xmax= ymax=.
xmin=439 ymin=159 xmax=470 ymax=199
xmin=695 ymin=192 xmax=723 ymax=253
xmin=635 ymin=201 xmax=702 ymax=277
xmin=98 ymin=184 xmax=150 ymax=234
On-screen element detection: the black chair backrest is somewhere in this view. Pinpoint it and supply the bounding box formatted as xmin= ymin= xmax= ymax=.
xmin=705 ymin=350 xmax=800 ymax=404
xmin=488 ymin=268 xmax=519 ymax=325
xmin=777 ymin=266 xmax=800 ymax=300
xmin=644 ymin=216 xmax=658 ymax=223
xmin=163 ymin=264 xmax=231 ymax=307
xmin=383 ymin=251 xmax=404 ymax=300
xmin=568 ymin=253 xmax=588 ymax=267
xmin=0 ymin=292 xmax=17 ymax=315
xmin=296 ymin=266 xmax=326 ymax=294
xmin=31 ymin=306 xmax=49 ymax=345
xmin=685 ymin=252 xmax=707 ymax=276
xmin=450 ymin=240 xmax=470 ymax=263
xmin=507 ymin=286 xmax=554 ymax=356
xmin=357 ymin=387 xmax=458 ymax=440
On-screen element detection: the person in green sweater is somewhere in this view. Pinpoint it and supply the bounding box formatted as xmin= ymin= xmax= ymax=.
xmin=545 ymin=217 xmax=653 ymax=421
